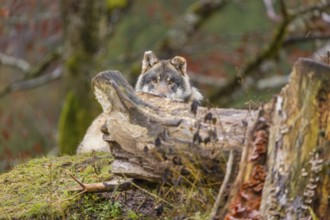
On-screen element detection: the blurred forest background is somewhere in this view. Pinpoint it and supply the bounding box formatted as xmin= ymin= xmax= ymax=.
xmin=0 ymin=0 xmax=329 ymax=172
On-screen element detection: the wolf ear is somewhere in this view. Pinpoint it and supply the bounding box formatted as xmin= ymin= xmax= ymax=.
xmin=171 ymin=56 xmax=187 ymax=75
xmin=142 ymin=51 xmax=158 ymax=73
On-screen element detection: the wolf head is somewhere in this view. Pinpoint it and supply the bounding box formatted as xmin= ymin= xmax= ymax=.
xmin=135 ymin=51 xmax=203 ymax=103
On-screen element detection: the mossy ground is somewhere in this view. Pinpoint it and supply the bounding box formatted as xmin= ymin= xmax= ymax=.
xmin=0 ymin=152 xmax=113 ymax=219
xmin=0 ymin=153 xmax=218 ymax=219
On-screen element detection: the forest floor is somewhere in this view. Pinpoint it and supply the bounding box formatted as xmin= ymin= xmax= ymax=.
xmin=0 ymin=152 xmax=218 ymax=219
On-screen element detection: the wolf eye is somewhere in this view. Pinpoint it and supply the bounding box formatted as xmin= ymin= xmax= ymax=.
xmin=152 ymin=78 xmax=158 ymax=83
xmin=168 ymin=80 xmax=174 ymax=85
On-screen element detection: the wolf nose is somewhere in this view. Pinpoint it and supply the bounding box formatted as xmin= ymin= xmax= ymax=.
xmin=156 ymin=85 xmax=170 ymax=97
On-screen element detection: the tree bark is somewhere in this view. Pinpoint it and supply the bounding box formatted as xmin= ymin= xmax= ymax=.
xmin=81 ymin=58 xmax=329 ymax=219
xmin=222 ymin=58 xmax=330 ymax=220
xmin=58 ymin=0 xmax=131 ymax=154
xmin=89 ymin=70 xmax=258 ymax=184
xmin=259 ymin=59 xmax=330 ymax=220
xmin=58 ymin=0 xmax=107 ymax=154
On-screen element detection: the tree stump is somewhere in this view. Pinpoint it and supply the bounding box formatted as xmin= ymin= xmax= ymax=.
xmin=259 ymin=59 xmax=330 ymax=219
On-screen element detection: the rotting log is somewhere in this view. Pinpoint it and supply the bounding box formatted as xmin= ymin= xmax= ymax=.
xmin=79 ymin=58 xmax=330 ymax=219
xmin=88 ymin=70 xmax=258 ymax=184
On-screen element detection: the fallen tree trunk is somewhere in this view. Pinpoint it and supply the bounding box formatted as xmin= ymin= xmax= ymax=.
xmin=89 ymin=70 xmax=258 ymax=184
xmin=80 ymin=58 xmax=329 ymax=219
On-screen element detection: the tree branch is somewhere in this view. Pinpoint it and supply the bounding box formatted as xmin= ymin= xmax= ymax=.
xmin=283 ymin=34 xmax=330 ymax=46
xmin=128 ymin=0 xmax=228 ymax=80
xmin=289 ymin=1 xmax=330 ymax=20
xmin=157 ymin=0 xmax=228 ymax=56
xmin=0 ymin=52 xmax=30 ymax=72
xmin=209 ymin=150 xmax=235 ymax=220
xmin=70 ymin=173 xmax=133 ymax=193
xmin=209 ymin=3 xmax=290 ymax=105
xmin=262 ymin=0 xmax=280 ymax=22
xmin=209 ymin=1 xmax=330 ymax=106
xmin=24 ymin=47 xmax=62 ymax=79
xmin=0 ymin=67 xmax=62 ymax=98
xmin=0 ymin=47 xmax=62 ymax=98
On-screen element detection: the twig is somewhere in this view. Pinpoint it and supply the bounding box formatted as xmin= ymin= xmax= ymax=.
xmin=69 ymin=173 xmax=87 ymax=192
xmin=209 ymin=150 xmax=235 ymax=220
xmin=289 ymin=1 xmax=330 ymax=20
xmin=312 ymin=43 xmax=330 ymax=64
xmin=69 ymin=172 xmax=133 ymax=193
xmin=283 ymin=34 xmax=330 ymax=46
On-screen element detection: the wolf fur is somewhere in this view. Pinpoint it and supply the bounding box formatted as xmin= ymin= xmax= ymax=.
xmin=135 ymin=51 xmax=203 ymax=103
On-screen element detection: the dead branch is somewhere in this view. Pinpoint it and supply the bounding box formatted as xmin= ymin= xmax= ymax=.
xmin=289 ymin=2 xmax=330 ymax=20
xmin=0 ymin=52 xmax=30 ymax=72
xmin=70 ymin=173 xmax=133 ymax=193
xmin=283 ymin=34 xmax=330 ymax=46
xmin=0 ymin=67 xmax=62 ymax=98
xmin=313 ymin=43 xmax=330 ymax=64
xmin=209 ymin=150 xmax=235 ymax=220
xmin=0 ymin=48 xmax=62 ymax=98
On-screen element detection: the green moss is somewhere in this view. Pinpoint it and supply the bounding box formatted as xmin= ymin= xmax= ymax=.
xmin=106 ymin=0 xmax=127 ymax=11
xmin=127 ymin=209 xmax=142 ymax=219
xmin=65 ymin=55 xmax=80 ymax=76
xmin=0 ymin=152 xmax=219 ymax=219
xmin=58 ymin=91 xmax=98 ymax=155
xmin=58 ymin=91 xmax=80 ymax=154
xmin=70 ymin=196 xmax=123 ymax=219
xmin=0 ymin=153 xmax=113 ymax=219
xmin=59 ymin=0 xmax=105 ymax=156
